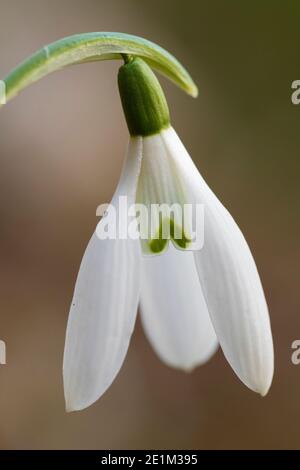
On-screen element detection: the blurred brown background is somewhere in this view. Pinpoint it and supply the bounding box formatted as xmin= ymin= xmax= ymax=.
xmin=0 ymin=0 xmax=299 ymax=449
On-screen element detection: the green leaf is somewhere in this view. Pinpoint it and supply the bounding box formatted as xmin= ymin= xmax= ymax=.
xmin=1 ymin=32 xmax=198 ymax=104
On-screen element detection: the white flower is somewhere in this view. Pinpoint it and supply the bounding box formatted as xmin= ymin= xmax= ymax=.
xmin=63 ymin=125 xmax=274 ymax=412
xmin=62 ymin=55 xmax=274 ymax=412
xmin=0 ymin=32 xmax=273 ymax=413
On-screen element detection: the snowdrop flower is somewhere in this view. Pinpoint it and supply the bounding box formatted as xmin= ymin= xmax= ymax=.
xmin=1 ymin=32 xmax=273 ymax=412
xmin=64 ymin=57 xmax=273 ymax=411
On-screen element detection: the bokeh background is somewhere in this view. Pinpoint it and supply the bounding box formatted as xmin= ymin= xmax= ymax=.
xmin=0 ymin=0 xmax=299 ymax=449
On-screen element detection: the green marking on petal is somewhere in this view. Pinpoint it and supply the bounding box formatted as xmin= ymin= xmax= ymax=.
xmin=149 ymin=238 xmax=169 ymax=254
xmin=169 ymin=218 xmax=192 ymax=250
xmin=148 ymin=218 xmax=169 ymax=254
xmin=146 ymin=218 xmax=191 ymax=255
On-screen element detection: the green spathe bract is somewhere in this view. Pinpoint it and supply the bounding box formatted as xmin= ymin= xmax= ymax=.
xmin=1 ymin=32 xmax=198 ymax=104
xmin=149 ymin=218 xmax=192 ymax=254
xmin=118 ymin=57 xmax=170 ymax=136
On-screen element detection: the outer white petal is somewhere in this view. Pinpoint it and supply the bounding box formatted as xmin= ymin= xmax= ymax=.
xmin=161 ymin=127 xmax=274 ymax=395
xmin=63 ymin=137 xmax=142 ymax=411
xmin=140 ymin=243 xmax=218 ymax=371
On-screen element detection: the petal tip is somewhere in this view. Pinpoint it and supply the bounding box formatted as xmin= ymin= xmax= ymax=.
xmin=64 ymin=392 xmax=95 ymax=413
xmin=190 ymin=85 xmax=198 ymax=98
xmin=245 ymin=372 xmax=273 ymax=397
xmin=258 ymin=381 xmax=272 ymax=397
xmin=181 ymin=363 xmax=198 ymax=373
xmin=65 ymin=402 xmax=75 ymax=413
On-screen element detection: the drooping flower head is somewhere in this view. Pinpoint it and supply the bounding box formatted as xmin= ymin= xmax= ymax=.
xmin=1 ymin=33 xmax=274 ymax=412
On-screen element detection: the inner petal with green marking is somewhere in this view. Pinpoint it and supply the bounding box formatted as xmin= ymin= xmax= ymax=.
xmin=136 ymin=132 xmax=193 ymax=255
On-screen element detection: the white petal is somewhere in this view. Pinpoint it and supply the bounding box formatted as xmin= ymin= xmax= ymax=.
xmin=161 ymin=127 xmax=274 ymax=395
xmin=140 ymin=243 xmax=218 ymax=371
xmin=136 ymin=132 xmax=197 ymax=254
xmin=63 ymin=137 xmax=143 ymax=411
